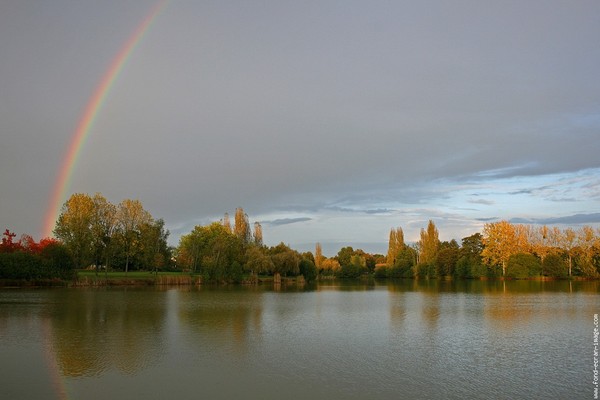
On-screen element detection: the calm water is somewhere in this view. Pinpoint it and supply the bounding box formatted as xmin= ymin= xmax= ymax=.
xmin=0 ymin=280 xmax=597 ymax=400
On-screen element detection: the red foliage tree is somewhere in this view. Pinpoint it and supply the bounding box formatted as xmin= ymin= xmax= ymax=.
xmin=0 ymin=229 xmax=22 ymax=253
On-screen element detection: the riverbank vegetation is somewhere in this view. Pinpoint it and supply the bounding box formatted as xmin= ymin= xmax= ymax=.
xmin=2 ymin=193 xmax=600 ymax=284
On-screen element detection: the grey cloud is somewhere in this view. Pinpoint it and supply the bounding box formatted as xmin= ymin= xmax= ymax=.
xmin=468 ymin=199 xmax=495 ymax=206
xmin=511 ymin=213 xmax=600 ymax=225
xmin=1 ymin=1 xmax=599 ymax=246
xmin=264 ymin=218 xmax=312 ymax=226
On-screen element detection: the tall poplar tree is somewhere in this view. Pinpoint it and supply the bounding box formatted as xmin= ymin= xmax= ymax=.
xmin=315 ymin=242 xmax=323 ymax=269
xmin=223 ymin=213 xmax=232 ymax=233
xmin=418 ymin=220 xmax=439 ymax=266
xmin=253 ymin=222 xmax=263 ymax=247
xmin=386 ymin=227 xmax=404 ymax=267
xmin=234 ymin=208 xmax=252 ymax=244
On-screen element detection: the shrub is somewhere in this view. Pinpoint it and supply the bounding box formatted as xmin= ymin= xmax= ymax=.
xmin=299 ymin=259 xmax=317 ymax=282
xmin=542 ymin=253 xmax=567 ymax=278
xmin=336 ymin=262 xmax=365 ymax=279
xmin=506 ymin=253 xmax=541 ymax=279
xmin=373 ymin=265 xmax=388 ymax=279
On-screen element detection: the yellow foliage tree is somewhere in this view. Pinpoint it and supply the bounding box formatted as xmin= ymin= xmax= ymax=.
xmin=418 ymin=220 xmax=439 ymax=266
xmin=481 ymin=220 xmax=518 ymax=276
xmin=386 ymin=227 xmax=404 ymax=267
xmin=315 ymin=242 xmax=323 ymax=269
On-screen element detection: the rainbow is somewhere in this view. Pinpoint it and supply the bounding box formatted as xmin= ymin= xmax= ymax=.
xmin=43 ymin=0 xmax=168 ymax=238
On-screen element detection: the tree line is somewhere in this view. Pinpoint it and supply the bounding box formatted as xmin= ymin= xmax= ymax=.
xmin=379 ymin=220 xmax=600 ymax=279
xmin=2 ymin=192 xmax=600 ymax=282
xmin=177 ymin=208 xmax=318 ymax=283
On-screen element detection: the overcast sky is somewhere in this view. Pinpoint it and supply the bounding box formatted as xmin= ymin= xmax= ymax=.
xmin=1 ymin=0 xmax=599 ymax=255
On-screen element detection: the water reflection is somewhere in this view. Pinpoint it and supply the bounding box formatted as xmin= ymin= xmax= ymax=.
xmin=0 ymin=280 xmax=597 ymax=400
xmin=47 ymin=289 xmax=167 ymax=377
xmin=177 ymin=287 xmax=264 ymax=354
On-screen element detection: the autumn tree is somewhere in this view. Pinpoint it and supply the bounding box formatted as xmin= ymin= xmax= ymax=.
xmin=576 ymin=226 xmax=599 ymax=277
xmin=320 ymin=258 xmax=341 ymax=275
xmin=222 ymin=213 xmax=232 ymax=233
xmin=418 ymin=220 xmax=440 ymax=276
xmin=232 ymin=207 xmax=251 ymax=245
xmin=315 ymin=243 xmax=323 ymax=270
xmin=0 ymin=229 xmax=21 ymax=253
xmin=90 ymin=193 xmax=117 ymax=273
xmin=116 ymin=199 xmax=152 ymax=274
xmin=530 ymin=225 xmax=550 ymax=268
xmin=54 ymin=193 xmax=95 ymax=268
xmin=481 ymin=221 xmax=518 ymax=276
xmin=253 ymin=222 xmax=263 ymax=247
xmin=387 ymin=227 xmax=405 ymax=267
xmin=561 ymin=228 xmax=577 ymax=277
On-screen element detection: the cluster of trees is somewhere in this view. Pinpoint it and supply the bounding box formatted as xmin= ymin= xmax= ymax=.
xmin=314 ymin=245 xmax=380 ymax=279
xmin=5 ymin=191 xmax=600 ymax=283
xmin=378 ymin=220 xmax=600 ymax=279
xmin=177 ymin=208 xmax=318 ymax=283
xmin=0 ymin=229 xmax=74 ymax=280
xmin=53 ymin=193 xmax=172 ymax=273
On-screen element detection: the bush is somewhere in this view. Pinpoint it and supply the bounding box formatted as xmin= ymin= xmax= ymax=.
xmin=374 ymin=265 xmax=388 ymax=278
xmin=0 ymin=252 xmax=50 ymax=280
xmin=227 ymin=261 xmax=243 ymax=283
xmin=506 ymin=253 xmax=541 ymax=279
xmin=299 ymin=259 xmax=317 ymax=282
xmin=336 ymin=262 xmax=365 ymax=279
xmin=416 ymin=263 xmax=435 ymax=278
xmin=542 ymin=253 xmax=567 ymax=278
xmin=41 ymin=242 xmax=75 ymax=279
xmin=456 ymin=255 xmax=486 ymax=279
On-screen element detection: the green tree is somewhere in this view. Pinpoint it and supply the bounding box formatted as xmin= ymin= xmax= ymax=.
xmin=40 ymin=241 xmax=75 ymax=279
xmin=269 ymin=243 xmax=300 ymax=276
xmin=336 ymin=246 xmax=354 ymax=267
xmin=139 ymin=219 xmax=170 ymax=274
xmin=244 ymin=245 xmax=273 ymax=277
xmin=455 ymin=233 xmax=485 ymax=278
xmin=542 ymin=253 xmax=567 ymax=278
xmin=506 ymin=253 xmax=541 ymax=279
xmin=90 ymin=193 xmax=117 ymax=274
xmin=337 ymin=255 xmax=366 ymax=279
xmin=436 ymin=242 xmax=459 ymax=277
xmin=299 ymin=258 xmax=318 ymax=282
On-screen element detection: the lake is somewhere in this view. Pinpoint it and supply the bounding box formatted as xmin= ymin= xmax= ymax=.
xmin=0 ymin=280 xmax=597 ymax=400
